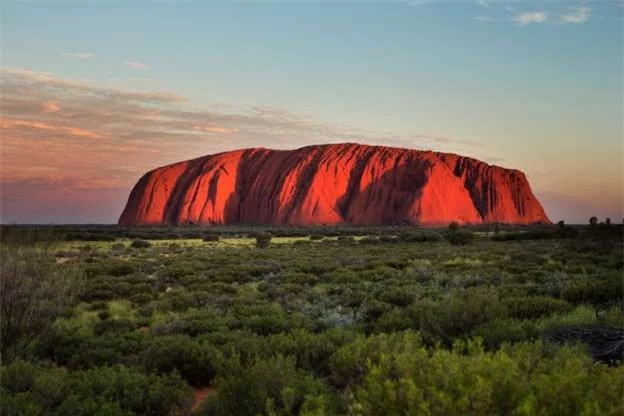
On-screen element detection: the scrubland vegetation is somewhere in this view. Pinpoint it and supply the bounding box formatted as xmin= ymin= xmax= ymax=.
xmin=1 ymin=223 xmax=622 ymax=415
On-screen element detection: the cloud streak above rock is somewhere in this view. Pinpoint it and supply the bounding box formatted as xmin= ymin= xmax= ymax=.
xmin=1 ymin=67 xmax=481 ymax=222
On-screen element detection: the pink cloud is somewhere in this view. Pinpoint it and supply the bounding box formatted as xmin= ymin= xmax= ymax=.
xmin=192 ymin=125 xmax=239 ymax=134
xmin=0 ymin=66 xmax=476 ymax=223
xmin=1 ymin=118 xmax=104 ymax=139
xmin=42 ymin=101 xmax=60 ymax=113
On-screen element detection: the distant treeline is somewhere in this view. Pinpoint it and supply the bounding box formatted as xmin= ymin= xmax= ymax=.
xmin=1 ymin=222 xmax=621 ymax=244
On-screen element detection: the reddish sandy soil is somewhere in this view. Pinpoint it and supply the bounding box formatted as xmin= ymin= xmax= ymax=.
xmin=192 ymin=386 xmax=218 ymax=412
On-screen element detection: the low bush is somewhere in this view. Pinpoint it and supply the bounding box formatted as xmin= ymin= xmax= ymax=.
xmin=337 ymin=235 xmax=355 ymax=245
xmin=93 ymin=319 xmax=136 ymax=336
xmin=1 ymin=361 xmax=191 ymax=415
xmin=359 ymin=236 xmax=380 ymax=245
xmin=342 ymin=335 xmax=624 ymax=416
xmin=130 ymin=239 xmax=152 ymax=249
xmin=446 ymin=230 xmax=475 ymax=245
xmin=205 ymin=355 xmax=332 ymax=416
xmin=143 ymin=335 xmax=222 ymax=386
xmin=255 ymin=233 xmax=272 ymax=248
xmin=399 ymin=231 xmax=443 ymax=242
xmin=503 ymin=296 xmax=572 ymax=319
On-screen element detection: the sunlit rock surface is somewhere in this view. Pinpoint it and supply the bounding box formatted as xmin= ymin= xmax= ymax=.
xmin=118 ymin=143 xmax=550 ymax=226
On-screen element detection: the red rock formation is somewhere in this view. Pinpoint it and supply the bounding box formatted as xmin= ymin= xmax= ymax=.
xmin=118 ymin=143 xmax=550 ymax=226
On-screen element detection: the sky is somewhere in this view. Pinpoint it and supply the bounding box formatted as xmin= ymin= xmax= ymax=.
xmin=0 ymin=0 xmax=622 ymax=224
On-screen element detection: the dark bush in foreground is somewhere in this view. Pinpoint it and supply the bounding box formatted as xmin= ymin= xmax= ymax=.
xmin=333 ymin=334 xmax=624 ymax=416
xmin=493 ymin=229 xmax=556 ymax=241
xmin=255 ymin=233 xmax=272 ymax=248
xmin=143 ymin=335 xmax=222 ymax=386
xmin=0 ymin=361 xmax=191 ymax=416
xmin=446 ymin=230 xmax=475 ymax=245
xmin=205 ymin=355 xmax=331 ymax=416
xmin=130 ymin=239 xmax=152 ymax=249
xmin=503 ymin=296 xmax=572 ymax=319
xmin=399 ymin=231 xmax=443 ymax=242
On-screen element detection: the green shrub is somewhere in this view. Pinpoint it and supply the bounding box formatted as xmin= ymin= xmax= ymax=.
xmin=336 ymin=235 xmax=355 ymax=245
xmin=111 ymin=242 xmax=126 ymax=251
xmin=137 ymin=304 xmax=154 ymax=317
xmin=345 ymin=337 xmax=624 ymax=416
xmin=503 ymin=296 xmax=572 ymax=319
xmin=359 ymin=236 xmax=380 ymax=245
xmin=562 ymin=272 xmax=623 ymax=305
xmin=446 ymin=230 xmax=475 ymax=245
xmin=130 ymin=239 xmax=151 ymax=249
xmin=399 ymin=231 xmax=443 ymax=242
xmin=129 ymin=293 xmax=153 ymax=305
xmin=144 ymin=335 xmax=222 ymax=386
xmin=97 ymin=310 xmax=111 ymax=320
xmin=492 ymin=229 xmax=556 ymax=241
xmin=207 ymin=355 xmax=331 ymax=416
xmin=255 ymin=233 xmax=272 ymax=248
xmin=1 ymin=362 xmax=191 ymax=416
xmin=408 ymin=288 xmax=504 ymax=345
xmin=93 ymin=319 xmax=136 ymax=336
xmin=473 ymin=318 xmax=541 ymax=348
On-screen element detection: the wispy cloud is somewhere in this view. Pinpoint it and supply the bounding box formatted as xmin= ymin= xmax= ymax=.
xmin=124 ymin=60 xmax=150 ymax=70
xmin=2 ymin=67 xmax=183 ymax=103
xmin=560 ymin=7 xmax=591 ymax=23
xmin=192 ymin=125 xmax=239 ymax=135
xmin=1 ymin=118 xmax=104 ymax=139
xmin=512 ymin=11 xmax=547 ymax=26
xmin=60 ymin=52 xmax=95 ymax=60
xmin=475 ymin=0 xmax=491 ymax=8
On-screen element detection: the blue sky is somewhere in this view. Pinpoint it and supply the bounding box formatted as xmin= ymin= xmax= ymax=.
xmin=1 ymin=0 xmax=622 ymax=223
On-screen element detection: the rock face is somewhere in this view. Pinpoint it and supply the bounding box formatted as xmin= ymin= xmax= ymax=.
xmin=118 ymin=143 xmax=550 ymax=226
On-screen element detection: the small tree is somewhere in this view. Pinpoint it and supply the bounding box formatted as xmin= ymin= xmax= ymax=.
xmin=557 ymin=220 xmax=565 ymax=228
xmin=605 ymin=218 xmax=611 ymax=226
xmin=255 ymin=233 xmax=272 ymax=248
xmin=589 ymin=216 xmax=598 ymax=226
xmin=448 ymin=221 xmax=459 ymax=233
